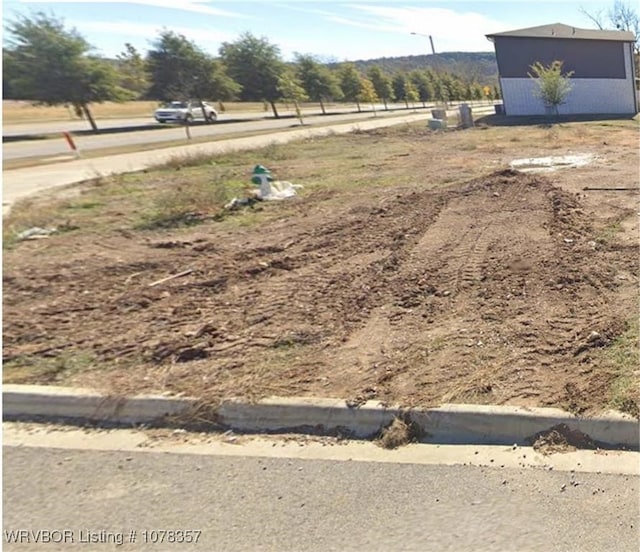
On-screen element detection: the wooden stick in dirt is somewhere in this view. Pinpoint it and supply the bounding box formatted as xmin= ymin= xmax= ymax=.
xmin=125 ymin=271 xmax=144 ymax=284
xmin=582 ymin=187 xmax=638 ymax=192
xmin=148 ymin=269 xmax=193 ymax=287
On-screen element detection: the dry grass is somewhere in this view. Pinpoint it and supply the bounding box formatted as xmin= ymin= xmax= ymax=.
xmin=601 ymin=318 xmax=640 ymax=418
xmin=376 ymin=416 xmax=423 ymax=449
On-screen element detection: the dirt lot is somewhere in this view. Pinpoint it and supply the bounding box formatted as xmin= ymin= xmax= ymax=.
xmin=4 ymin=117 xmax=639 ymax=415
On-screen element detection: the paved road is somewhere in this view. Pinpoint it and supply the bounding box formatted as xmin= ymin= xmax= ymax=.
xmin=3 ymin=102 xmax=476 ymax=137
xmin=3 ymin=425 xmax=639 ymax=552
xmin=2 ymin=112 xmax=259 ymax=136
xmin=3 ymin=108 xmax=432 ymax=161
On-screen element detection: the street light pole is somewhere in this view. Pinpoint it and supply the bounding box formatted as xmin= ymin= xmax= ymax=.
xmin=410 ymin=31 xmax=444 ymax=108
xmin=410 ymin=31 xmax=436 ymax=55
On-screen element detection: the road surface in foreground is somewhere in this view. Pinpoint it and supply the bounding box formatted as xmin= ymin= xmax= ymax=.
xmin=4 ymin=423 xmax=638 ymax=552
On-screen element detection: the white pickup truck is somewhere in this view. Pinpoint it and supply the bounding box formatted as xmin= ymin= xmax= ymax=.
xmin=154 ymin=101 xmax=218 ymax=124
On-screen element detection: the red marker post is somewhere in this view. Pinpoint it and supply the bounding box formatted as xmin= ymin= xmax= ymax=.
xmin=63 ymin=132 xmax=81 ymax=158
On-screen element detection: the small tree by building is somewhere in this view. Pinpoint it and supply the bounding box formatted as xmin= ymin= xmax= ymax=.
xmin=528 ymin=60 xmax=574 ymax=116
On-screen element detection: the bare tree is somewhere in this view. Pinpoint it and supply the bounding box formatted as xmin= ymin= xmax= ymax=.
xmin=580 ymin=5 xmax=606 ymax=29
xmin=581 ymin=1 xmax=639 ymax=45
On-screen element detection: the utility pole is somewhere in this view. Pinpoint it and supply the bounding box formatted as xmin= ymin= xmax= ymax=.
xmin=410 ymin=31 xmax=436 ymax=55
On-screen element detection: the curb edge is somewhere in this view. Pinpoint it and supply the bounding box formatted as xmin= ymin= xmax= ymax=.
xmin=3 ymin=384 xmax=638 ymax=449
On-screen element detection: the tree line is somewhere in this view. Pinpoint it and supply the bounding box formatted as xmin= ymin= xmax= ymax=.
xmin=3 ymin=13 xmax=500 ymax=131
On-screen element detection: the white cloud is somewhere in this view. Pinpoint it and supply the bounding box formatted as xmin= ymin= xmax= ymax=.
xmin=337 ymin=4 xmax=506 ymax=52
xmin=69 ymin=20 xmax=236 ymax=55
xmin=268 ymin=3 xmax=503 ymax=54
xmin=19 ymin=0 xmax=245 ymax=18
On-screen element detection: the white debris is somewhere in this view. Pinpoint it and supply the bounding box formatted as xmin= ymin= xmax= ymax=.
xmin=257 ymin=179 xmax=302 ymax=201
xmin=510 ymin=154 xmax=594 ymax=173
xmin=16 ymin=227 xmax=57 ymax=241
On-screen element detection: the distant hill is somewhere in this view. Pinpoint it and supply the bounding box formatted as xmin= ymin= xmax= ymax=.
xmin=330 ymin=52 xmax=499 ymax=86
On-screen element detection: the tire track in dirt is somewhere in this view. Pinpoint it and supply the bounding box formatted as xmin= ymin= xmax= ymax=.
xmin=323 ymin=170 xmax=634 ymax=406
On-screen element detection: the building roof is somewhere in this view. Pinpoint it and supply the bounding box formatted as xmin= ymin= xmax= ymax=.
xmin=486 ymin=23 xmax=635 ymax=42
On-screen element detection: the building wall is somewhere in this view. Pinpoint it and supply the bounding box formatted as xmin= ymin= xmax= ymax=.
xmin=493 ymin=36 xmax=626 ymax=78
xmin=501 ymin=43 xmax=637 ymax=115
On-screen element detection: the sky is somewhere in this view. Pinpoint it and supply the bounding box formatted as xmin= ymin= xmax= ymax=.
xmin=2 ymin=1 xmax=616 ymax=62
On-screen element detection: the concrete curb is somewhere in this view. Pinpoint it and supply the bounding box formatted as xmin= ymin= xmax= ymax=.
xmin=3 ymin=384 xmax=638 ymax=449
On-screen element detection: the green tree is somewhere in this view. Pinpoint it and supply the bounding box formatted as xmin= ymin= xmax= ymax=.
xmin=409 ymin=70 xmax=434 ymax=107
xmin=220 ymin=32 xmax=285 ymax=118
xmin=528 ymin=60 xmax=574 ymax=116
xmin=471 ymin=83 xmax=484 ymax=101
xmin=449 ymin=77 xmax=466 ymax=102
xmin=295 ymin=54 xmax=342 ymax=115
xmin=464 ymin=84 xmax=473 ymax=101
xmin=433 ymin=75 xmax=451 ymax=104
xmin=3 ymin=50 xmax=18 ymax=99
xmin=367 ymin=66 xmax=394 ymax=110
xmin=339 ymin=63 xmax=363 ymax=112
xmin=439 ymin=74 xmax=458 ymax=103
xmin=358 ymin=76 xmax=379 ymax=115
xmin=116 ymin=43 xmax=149 ymax=98
xmin=4 ymin=12 xmax=129 ymax=131
xmin=391 ymin=73 xmax=408 ymax=107
xmin=278 ymin=69 xmax=308 ymax=125
xmin=404 ymin=80 xmax=420 ymax=109
xmin=146 ymin=30 xmax=240 ymax=120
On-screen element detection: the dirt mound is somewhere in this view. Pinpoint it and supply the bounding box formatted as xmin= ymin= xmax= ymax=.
xmin=528 ymin=423 xmax=597 ymax=454
xmin=3 ymin=169 xmax=637 ymax=411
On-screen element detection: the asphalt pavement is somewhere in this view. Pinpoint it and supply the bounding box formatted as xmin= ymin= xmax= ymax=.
xmin=3 ymin=108 xmax=434 ymax=161
xmin=4 ymin=428 xmax=638 ymax=552
xmin=1 ymin=102 xmax=456 ymax=137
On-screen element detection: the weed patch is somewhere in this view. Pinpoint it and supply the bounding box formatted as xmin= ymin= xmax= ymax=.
xmin=135 ymin=174 xmax=247 ymax=230
xmin=4 ymin=352 xmax=97 ymax=384
xmin=376 ymin=416 xmax=423 ymax=449
xmin=602 ymin=319 xmax=640 ymax=417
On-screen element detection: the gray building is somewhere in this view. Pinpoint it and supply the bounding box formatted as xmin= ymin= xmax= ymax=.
xmin=486 ymin=23 xmax=638 ymax=116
